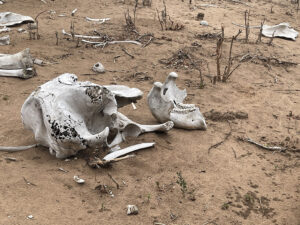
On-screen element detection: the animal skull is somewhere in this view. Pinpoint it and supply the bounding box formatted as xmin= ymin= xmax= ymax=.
xmin=147 ymin=72 xmax=207 ymax=130
xmin=21 ymin=73 xmax=173 ymax=158
xmin=0 ymin=48 xmax=36 ymax=78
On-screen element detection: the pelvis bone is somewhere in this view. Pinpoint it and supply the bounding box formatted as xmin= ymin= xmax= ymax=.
xmin=0 ymin=48 xmax=36 ymax=79
xmin=21 ymin=73 xmax=173 ymax=158
xmin=147 ymin=72 xmax=207 ymax=130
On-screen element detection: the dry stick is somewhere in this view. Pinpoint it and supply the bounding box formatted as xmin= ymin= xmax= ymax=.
xmin=23 ymin=177 xmax=37 ymax=186
xmin=107 ymin=173 xmax=120 ymax=189
xmin=244 ymin=10 xmax=250 ymax=43
xmin=208 ymin=121 xmax=232 ymax=154
xmin=216 ymin=26 xmax=224 ymax=81
xmin=122 ymin=48 xmax=134 ymax=58
xmin=268 ymin=30 xmax=275 ymax=46
xmin=55 ymin=31 xmax=59 ymax=45
xmin=34 ymin=10 xmax=48 ymax=40
xmin=256 ymin=18 xmax=265 ymax=43
xmin=245 ymin=138 xmax=286 ymax=152
xmin=142 ymin=36 xmax=153 ymax=47
xmin=133 ymin=0 xmax=138 ymax=25
xmin=156 ymin=8 xmax=164 ymax=30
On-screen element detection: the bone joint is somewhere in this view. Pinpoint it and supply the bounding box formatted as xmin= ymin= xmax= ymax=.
xmin=147 ymin=72 xmax=207 ymax=130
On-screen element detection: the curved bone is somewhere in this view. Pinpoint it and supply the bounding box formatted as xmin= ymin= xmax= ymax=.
xmin=0 ymin=12 xmax=34 ymax=27
xmin=103 ymin=142 xmax=155 ymax=161
xmin=85 ymin=17 xmax=110 ymax=23
xmin=21 ymin=73 xmax=173 ymax=158
xmin=262 ymin=23 xmax=298 ymax=40
xmin=148 ymin=72 xmax=207 ymax=130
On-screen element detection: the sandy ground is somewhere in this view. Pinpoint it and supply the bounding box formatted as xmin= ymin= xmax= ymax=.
xmin=0 ymin=0 xmax=299 ymax=224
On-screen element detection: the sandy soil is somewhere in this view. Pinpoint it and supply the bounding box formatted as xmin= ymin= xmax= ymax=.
xmin=0 ymin=0 xmax=299 ymax=224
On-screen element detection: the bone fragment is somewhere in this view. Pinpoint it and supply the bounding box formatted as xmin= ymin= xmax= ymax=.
xmin=73 ymin=175 xmax=85 ymax=184
xmin=81 ymin=39 xmax=142 ymax=47
xmin=62 ymin=29 xmax=103 ymax=39
xmin=0 ymin=144 xmax=39 ymax=152
xmin=127 ymin=205 xmax=138 ymax=215
xmin=85 ymin=17 xmax=110 ymax=23
xmin=0 ymin=35 xmax=9 ymax=45
xmin=0 ymin=27 xmax=10 ymax=33
xmin=103 ymin=143 xmax=155 ymax=161
xmin=71 ymin=8 xmax=77 ymax=16
xmin=92 ymin=62 xmax=105 ymax=73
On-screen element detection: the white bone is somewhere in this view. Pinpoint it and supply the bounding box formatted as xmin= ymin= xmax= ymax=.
xmin=20 ymin=73 xmax=173 ymax=158
xmin=0 ymin=35 xmax=9 ymax=45
xmin=81 ymin=39 xmax=142 ymax=47
xmin=262 ymin=23 xmax=298 ymax=40
xmin=62 ymin=29 xmax=103 ymax=39
xmin=103 ymin=142 xmax=155 ymax=161
xmin=0 ymin=12 xmax=34 ymax=27
xmin=92 ymin=62 xmax=105 ymax=73
xmin=85 ymin=17 xmax=110 ymax=23
xmin=0 ymin=48 xmax=36 ymax=78
xmin=147 ymin=72 xmax=207 ymax=130
xmin=71 ymin=9 xmax=77 ymax=16
xmin=0 ymin=144 xmax=39 ymax=151
xmin=0 ymin=27 xmax=10 ymax=33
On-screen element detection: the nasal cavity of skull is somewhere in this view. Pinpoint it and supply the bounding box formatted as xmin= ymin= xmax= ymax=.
xmin=163 ymin=88 xmax=168 ymax=95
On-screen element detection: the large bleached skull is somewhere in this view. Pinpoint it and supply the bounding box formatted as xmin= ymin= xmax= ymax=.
xmin=21 ymin=73 xmax=173 ymax=158
xmin=147 ymin=72 xmax=207 ymax=130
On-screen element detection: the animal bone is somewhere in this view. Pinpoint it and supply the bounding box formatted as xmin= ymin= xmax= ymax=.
xmin=85 ymin=17 xmax=110 ymax=23
xmin=147 ymin=72 xmax=207 ymax=130
xmin=21 ymin=73 xmax=173 ymax=158
xmin=92 ymin=62 xmax=105 ymax=73
xmin=0 ymin=48 xmax=36 ymax=78
xmin=262 ymin=23 xmax=298 ymax=41
xmin=0 ymin=27 xmax=10 ymax=33
xmin=0 ymin=35 xmax=9 ymax=45
xmin=103 ymin=142 xmax=155 ymax=161
xmin=0 ymin=12 xmax=34 ymax=27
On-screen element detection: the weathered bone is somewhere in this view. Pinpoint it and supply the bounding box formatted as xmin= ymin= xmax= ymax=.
xmin=85 ymin=17 xmax=110 ymax=23
xmin=92 ymin=62 xmax=105 ymax=73
xmin=0 ymin=12 xmax=34 ymax=27
xmin=21 ymin=73 xmax=173 ymax=158
xmin=147 ymin=72 xmax=207 ymax=130
xmin=262 ymin=23 xmax=298 ymax=41
xmin=103 ymin=142 xmax=155 ymax=161
xmin=0 ymin=35 xmax=9 ymax=45
xmin=0 ymin=48 xmax=36 ymax=78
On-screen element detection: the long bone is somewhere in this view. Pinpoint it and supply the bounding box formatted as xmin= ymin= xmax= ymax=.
xmin=0 ymin=48 xmax=36 ymax=78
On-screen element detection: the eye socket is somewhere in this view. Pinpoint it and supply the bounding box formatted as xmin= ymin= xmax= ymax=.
xmin=95 ymin=63 xmax=99 ymax=67
xmin=163 ymin=88 xmax=168 ymax=95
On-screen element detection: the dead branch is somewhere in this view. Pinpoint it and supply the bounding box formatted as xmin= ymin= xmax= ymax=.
xmin=244 ymin=10 xmax=250 ymax=42
xmin=268 ymin=30 xmax=275 ymax=46
xmin=256 ymin=18 xmax=265 ymax=43
xmin=107 ymin=173 xmax=120 ymax=189
xmin=122 ymin=48 xmax=134 ymax=58
xmin=208 ymin=121 xmax=232 ymax=154
xmin=216 ymin=26 xmax=224 ymax=81
xmin=239 ymin=137 xmax=286 ymax=152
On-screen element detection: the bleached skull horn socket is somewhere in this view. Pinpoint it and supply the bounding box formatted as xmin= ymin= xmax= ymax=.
xmin=147 ymin=72 xmax=207 ymax=130
xmin=0 ymin=48 xmax=36 ymax=79
xmin=21 ymin=73 xmax=173 ymax=158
